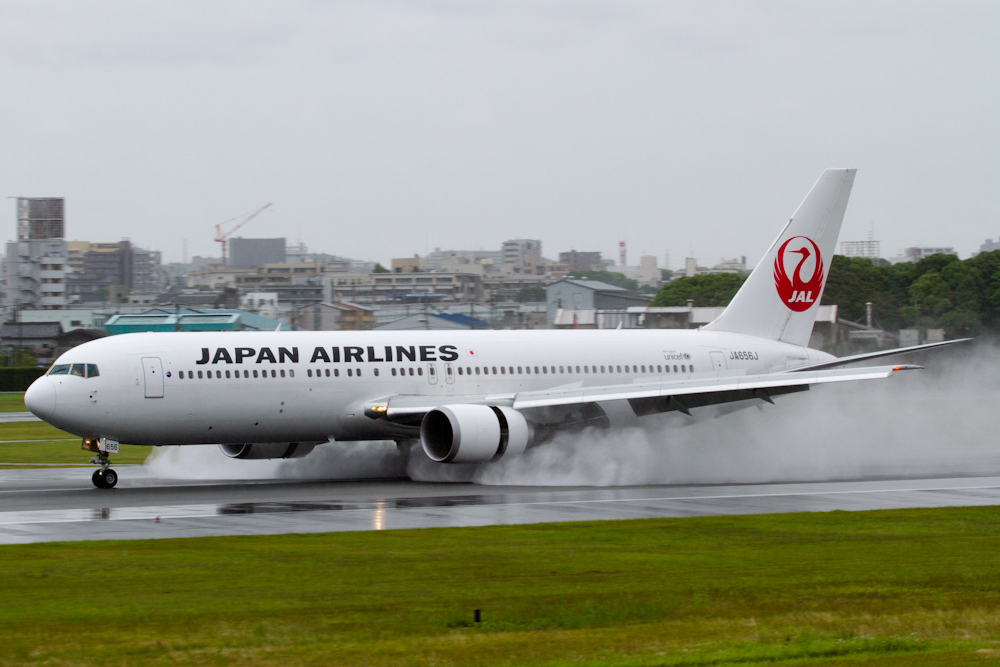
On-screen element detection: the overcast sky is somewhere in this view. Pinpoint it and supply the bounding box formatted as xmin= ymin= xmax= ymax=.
xmin=0 ymin=1 xmax=997 ymax=268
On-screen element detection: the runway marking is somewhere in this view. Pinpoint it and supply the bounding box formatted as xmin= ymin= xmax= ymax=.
xmin=0 ymin=438 xmax=78 ymax=444
xmin=2 ymin=482 xmax=1000 ymax=527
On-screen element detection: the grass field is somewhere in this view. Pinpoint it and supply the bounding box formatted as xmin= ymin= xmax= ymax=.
xmin=0 ymin=391 xmax=26 ymax=412
xmin=0 ymin=420 xmax=150 ymax=465
xmin=3 ymin=507 xmax=1000 ymax=665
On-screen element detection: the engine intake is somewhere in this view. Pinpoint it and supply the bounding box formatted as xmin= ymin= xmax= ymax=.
xmin=219 ymin=442 xmax=318 ymax=460
xmin=420 ymin=404 xmax=531 ymax=464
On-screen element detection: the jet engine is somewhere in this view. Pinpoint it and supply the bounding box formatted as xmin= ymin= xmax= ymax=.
xmin=218 ymin=442 xmax=318 ymax=460
xmin=420 ymin=404 xmax=531 ymax=463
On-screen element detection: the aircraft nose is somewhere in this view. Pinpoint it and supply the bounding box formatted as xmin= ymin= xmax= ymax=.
xmin=24 ymin=377 xmax=56 ymax=421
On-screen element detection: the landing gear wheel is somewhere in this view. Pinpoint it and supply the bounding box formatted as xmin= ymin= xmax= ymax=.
xmin=103 ymin=469 xmax=118 ymax=488
xmin=92 ymin=469 xmax=107 ymax=489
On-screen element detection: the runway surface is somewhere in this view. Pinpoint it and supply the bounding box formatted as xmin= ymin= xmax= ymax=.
xmin=3 ymin=466 xmax=1000 ymax=544
xmin=0 ymin=412 xmax=40 ymax=423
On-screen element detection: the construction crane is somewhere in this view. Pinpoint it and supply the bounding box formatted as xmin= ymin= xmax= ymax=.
xmin=214 ymin=203 xmax=272 ymax=266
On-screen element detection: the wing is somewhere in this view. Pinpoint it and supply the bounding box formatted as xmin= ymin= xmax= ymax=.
xmin=782 ymin=338 xmax=970 ymax=373
xmin=366 ymin=364 xmax=918 ymax=424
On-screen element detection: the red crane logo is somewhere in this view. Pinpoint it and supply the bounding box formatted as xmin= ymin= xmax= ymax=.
xmin=773 ymin=236 xmax=823 ymax=312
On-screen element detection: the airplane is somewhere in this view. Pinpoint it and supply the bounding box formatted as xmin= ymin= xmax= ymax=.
xmin=24 ymin=168 xmax=966 ymax=488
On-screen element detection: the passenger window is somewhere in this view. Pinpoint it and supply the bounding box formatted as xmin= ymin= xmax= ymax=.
xmin=217 ymin=371 xmax=222 ymax=378
xmin=673 ymin=365 xmax=678 ymax=372
xmin=86 ymin=364 xmax=99 ymax=378
xmin=417 ymin=368 xmax=422 ymax=376
xmin=509 ymin=367 xmax=514 ymax=374
xmin=71 ymin=364 xmax=85 ymax=377
xmin=308 ymin=369 xmax=313 ymax=377
xmin=408 ymin=368 xmax=414 ymax=376
xmin=657 ymin=365 xmax=662 ymax=372
xmin=49 ymin=364 xmax=70 ymax=375
xmin=290 ymin=370 xmax=294 ymax=378
xmin=500 ymin=367 xmax=505 ymax=374
xmin=641 ymin=365 xmax=646 ymax=373
xmin=559 ymin=366 xmax=564 ymax=373
xmin=280 ymin=369 xmax=286 ymax=378
xmin=334 ymin=369 xmax=339 ymax=377
xmin=357 ymin=369 xmax=362 ymax=376
xmin=244 ymin=370 xmax=249 ymax=378
xmin=198 ymin=370 xmax=203 ymax=379
xmin=391 ymin=368 xmax=397 ymax=376
xmin=428 ymin=367 xmax=433 ymax=376
xmin=179 ymin=371 xmax=185 ymax=379
xmin=492 ymin=366 xmax=497 ymax=374
xmin=681 ymin=365 xmax=686 ymax=372
xmin=583 ymin=366 xmax=588 ymax=373
xmin=534 ymin=366 xmax=539 ymax=374
xmin=456 ymin=367 xmax=461 ymax=375
xmin=576 ymin=366 xmax=581 ymax=373
xmin=226 ymin=370 xmax=231 ymax=378
xmin=252 ymin=370 xmax=258 ymax=378
xmin=615 ymin=365 xmax=620 ymax=373
xmin=592 ymin=366 xmax=597 ymax=373
xmin=466 ymin=367 xmax=471 ymax=375
xmin=476 ymin=367 xmax=480 ymax=375
xmin=518 ymin=366 xmax=523 ymax=374
xmin=600 ymin=366 xmax=605 ymax=373
xmin=447 ymin=366 xmax=452 ymax=375
xmin=688 ymin=365 xmax=693 ymax=372
xmin=348 ymin=369 xmax=353 ymax=377
xmin=633 ymin=365 xmax=638 ymax=373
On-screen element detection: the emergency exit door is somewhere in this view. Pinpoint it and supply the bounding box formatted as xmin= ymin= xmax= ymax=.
xmin=142 ymin=357 xmax=164 ymax=398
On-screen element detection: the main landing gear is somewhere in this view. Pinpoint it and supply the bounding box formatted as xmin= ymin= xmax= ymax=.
xmin=90 ymin=450 xmax=118 ymax=489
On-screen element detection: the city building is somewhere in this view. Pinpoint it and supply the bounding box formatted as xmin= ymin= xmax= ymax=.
xmin=391 ymin=257 xmax=424 ymax=273
xmin=502 ymin=239 xmax=543 ymax=275
xmin=546 ymin=279 xmax=652 ymax=326
xmin=614 ymin=255 xmax=662 ymax=287
xmin=975 ymin=238 xmax=1000 ymax=255
xmin=840 ymin=240 xmax=881 ymax=259
xmin=888 ymin=247 xmax=958 ymax=263
xmin=558 ymin=250 xmax=605 ymax=272
xmin=422 ymin=248 xmax=501 ymax=271
xmin=1 ymin=197 xmax=67 ymax=312
xmin=229 ymin=237 xmax=286 ymax=268
xmin=103 ymin=308 xmax=286 ymax=334
xmin=294 ymin=301 xmax=377 ymax=331
xmin=65 ymin=240 xmax=164 ymax=299
xmin=375 ymin=311 xmax=490 ymax=330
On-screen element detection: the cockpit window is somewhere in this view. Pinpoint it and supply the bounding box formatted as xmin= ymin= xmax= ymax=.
xmin=70 ymin=364 xmax=85 ymax=377
xmin=49 ymin=364 xmax=70 ymax=375
xmin=86 ymin=364 xmax=99 ymax=378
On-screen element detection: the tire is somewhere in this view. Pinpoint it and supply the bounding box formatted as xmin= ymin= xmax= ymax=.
xmin=103 ymin=469 xmax=118 ymax=488
xmin=92 ymin=469 xmax=107 ymax=489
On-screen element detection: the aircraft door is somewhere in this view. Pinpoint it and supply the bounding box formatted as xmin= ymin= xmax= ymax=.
xmin=142 ymin=357 xmax=164 ymax=398
xmin=710 ymin=351 xmax=727 ymax=371
xmin=427 ymin=363 xmax=438 ymax=385
xmin=444 ymin=363 xmax=455 ymax=384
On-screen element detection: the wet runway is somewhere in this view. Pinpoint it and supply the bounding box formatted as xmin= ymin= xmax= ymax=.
xmin=3 ymin=466 xmax=1000 ymax=544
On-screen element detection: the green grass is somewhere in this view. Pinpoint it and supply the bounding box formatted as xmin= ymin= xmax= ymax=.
xmin=4 ymin=507 xmax=1000 ymax=665
xmin=0 ymin=391 xmax=26 ymax=412
xmin=0 ymin=421 xmax=150 ymax=465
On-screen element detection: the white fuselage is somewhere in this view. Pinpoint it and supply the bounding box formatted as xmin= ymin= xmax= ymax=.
xmin=26 ymin=329 xmax=832 ymax=446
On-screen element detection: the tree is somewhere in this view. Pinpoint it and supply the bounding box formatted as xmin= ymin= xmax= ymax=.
xmin=649 ymin=273 xmax=746 ymax=307
xmin=372 ymin=263 xmax=389 ymax=273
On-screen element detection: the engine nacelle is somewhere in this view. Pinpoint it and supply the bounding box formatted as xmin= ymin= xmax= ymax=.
xmin=420 ymin=404 xmax=531 ymax=463
xmin=218 ymin=442 xmax=318 ymax=460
